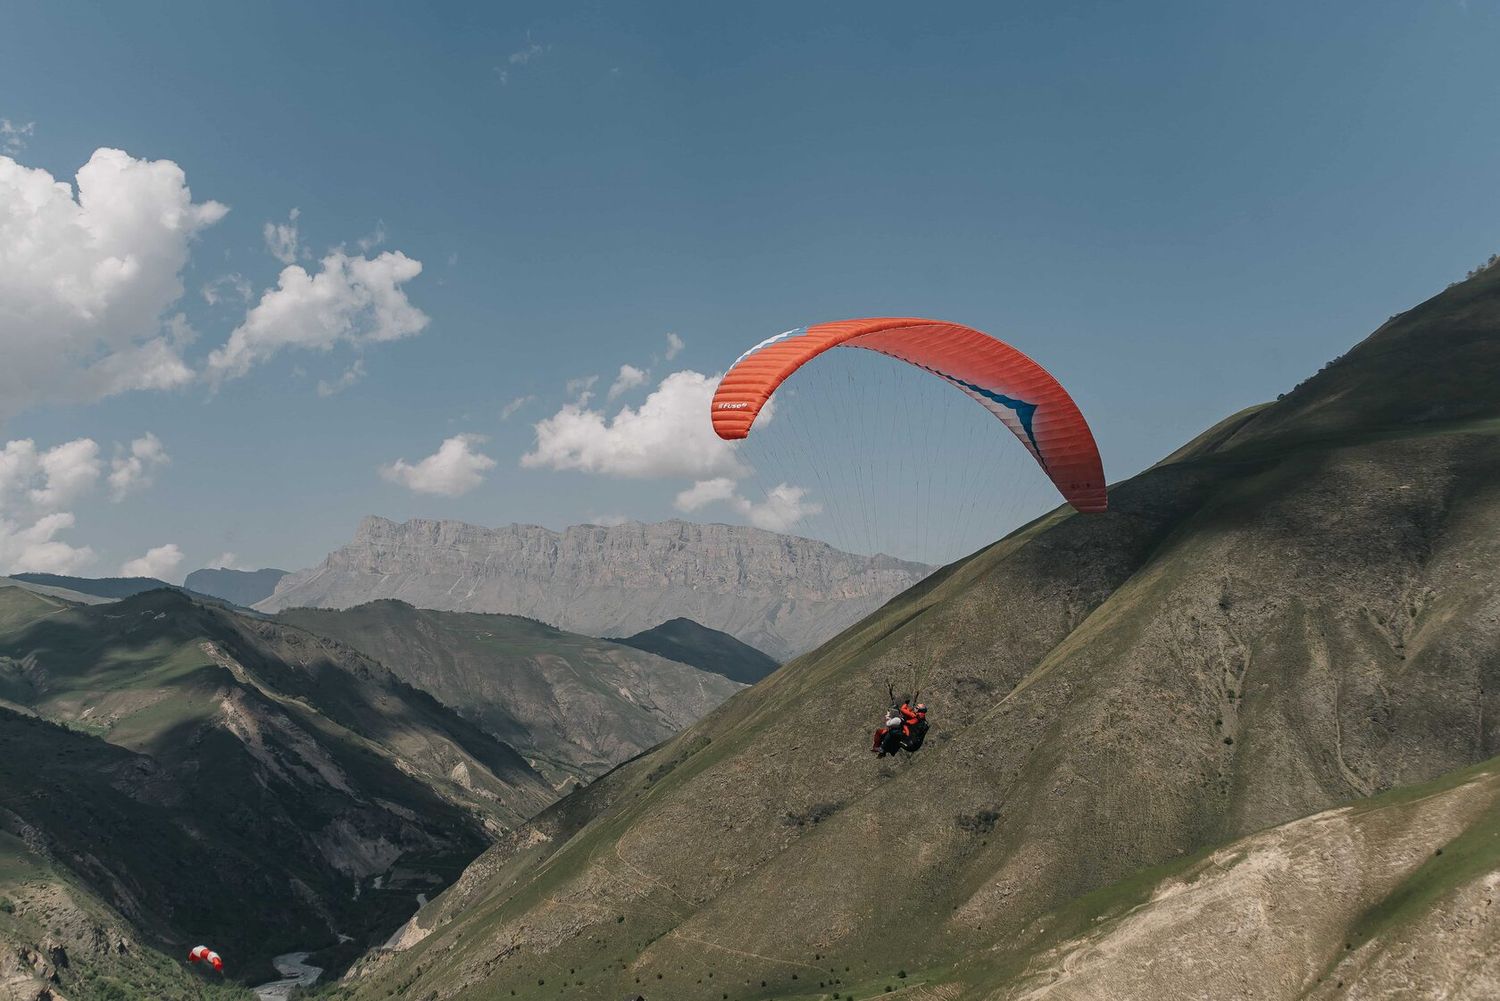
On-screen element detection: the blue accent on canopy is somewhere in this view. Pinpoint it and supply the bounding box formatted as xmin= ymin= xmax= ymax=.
xmin=948 ymin=375 xmax=1041 ymax=455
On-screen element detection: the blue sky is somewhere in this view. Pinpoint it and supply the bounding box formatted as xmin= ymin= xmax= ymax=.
xmin=1 ymin=0 xmax=1498 ymax=578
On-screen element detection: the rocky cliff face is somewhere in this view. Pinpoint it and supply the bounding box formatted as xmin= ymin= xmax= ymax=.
xmin=258 ymin=519 xmax=931 ymax=660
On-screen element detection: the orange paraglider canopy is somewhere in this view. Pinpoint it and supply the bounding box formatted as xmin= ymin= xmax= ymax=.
xmin=712 ymin=318 xmax=1107 ymax=513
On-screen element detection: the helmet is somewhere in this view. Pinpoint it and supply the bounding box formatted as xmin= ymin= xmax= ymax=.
xmin=915 ymin=703 xmax=927 ymax=713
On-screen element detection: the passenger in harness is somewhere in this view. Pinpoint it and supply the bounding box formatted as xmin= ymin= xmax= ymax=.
xmin=872 ymin=695 xmax=929 ymax=756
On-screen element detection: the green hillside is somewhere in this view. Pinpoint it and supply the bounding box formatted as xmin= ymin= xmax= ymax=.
xmin=278 ymin=601 xmax=744 ymax=785
xmin=0 ymin=823 xmax=254 ymax=1001
xmin=335 ymin=268 xmax=1500 ymax=1000
xmin=616 ymin=617 xmax=780 ymax=684
xmin=0 ymin=587 xmax=554 ymax=984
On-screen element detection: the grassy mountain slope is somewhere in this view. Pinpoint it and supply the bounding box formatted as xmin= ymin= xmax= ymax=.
xmin=277 ymin=601 xmax=744 ymax=785
xmin=0 ymin=822 xmax=253 ymax=1001
xmin=0 ymin=574 xmax=114 ymax=605
xmin=339 ymin=268 xmax=1500 ymax=1001
xmin=9 ymin=572 xmax=222 ymax=604
xmin=0 ymin=586 xmax=554 ymax=983
xmin=615 ymin=617 xmax=780 ymax=684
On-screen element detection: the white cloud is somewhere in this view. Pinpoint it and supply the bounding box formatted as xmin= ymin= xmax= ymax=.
xmin=674 ymin=477 xmax=737 ymax=512
xmin=607 ymin=364 xmax=649 ymax=400
xmin=317 ymin=359 xmax=366 ymax=397
xmin=523 ymin=370 xmax=748 ymax=480
xmin=380 ymin=434 xmax=496 ymax=496
xmin=263 ymin=207 xmax=300 ymax=264
xmin=496 ymin=35 xmax=549 ymax=84
xmin=588 ymin=514 xmax=630 ymax=527
xmin=565 ymin=374 xmax=599 ymax=406
xmin=0 ymin=512 xmax=93 ymax=575
xmin=120 ymin=542 xmax=183 ymax=581
xmin=500 ymin=395 xmax=534 ymax=421
xmin=356 ymin=220 xmax=386 ymax=254
xmin=29 ymin=438 xmax=103 ymax=510
xmin=735 ymin=483 xmax=821 ymax=532
xmin=0 ymin=147 xmax=225 ymax=419
xmin=107 ymin=432 xmax=169 ymax=500
xmin=202 ymin=273 xmax=251 ymax=306
xmin=509 ymin=39 xmax=546 ymax=65
xmin=665 ymin=332 xmax=684 ymax=360
xmin=207 ymin=250 xmax=429 ymax=380
xmin=211 ymin=552 xmax=243 ymax=570
xmin=673 ymin=477 xmax=820 ymax=532
xmin=0 ymin=437 xmax=105 ymax=574
xmin=1 ymin=119 xmax=35 ymax=155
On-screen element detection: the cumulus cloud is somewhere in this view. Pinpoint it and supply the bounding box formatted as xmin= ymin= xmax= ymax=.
xmin=607 ymin=364 xmax=649 ymax=400
xmin=202 ymin=273 xmax=252 ymax=306
xmin=206 ymin=250 xmax=429 ymax=380
xmin=355 ymin=220 xmax=386 ymax=254
xmin=1 ymin=119 xmax=35 ymax=155
xmin=29 ymin=438 xmax=103 ymax=510
xmin=379 ymin=434 xmax=496 ymax=496
xmin=500 ymin=395 xmax=534 ymax=421
xmin=317 ymin=359 xmax=366 ymax=397
xmin=108 ymin=433 xmax=169 ymax=500
xmin=523 ymin=370 xmax=749 ymax=480
xmin=0 ymin=512 xmax=92 ymax=575
xmin=674 ymin=477 xmax=737 ymax=512
xmin=736 ymin=483 xmax=821 ymax=531
xmin=211 ymin=552 xmax=243 ymax=570
xmin=0 ymin=432 xmax=181 ymax=574
xmin=120 ymin=542 xmax=183 ymax=580
xmin=0 ymin=147 xmax=226 ymax=419
xmin=564 ymin=374 xmax=599 ymax=406
xmin=0 ymin=437 xmax=104 ymax=574
xmin=263 ymin=207 xmax=300 ymax=264
xmin=674 ymin=477 xmax=820 ymax=532
xmin=665 ymin=332 xmax=684 ymax=360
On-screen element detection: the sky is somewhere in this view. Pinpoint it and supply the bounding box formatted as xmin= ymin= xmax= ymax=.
xmin=1 ymin=0 xmax=1498 ymax=580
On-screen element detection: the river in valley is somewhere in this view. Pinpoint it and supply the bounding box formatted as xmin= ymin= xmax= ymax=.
xmin=253 ymin=951 xmax=323 ymax=1000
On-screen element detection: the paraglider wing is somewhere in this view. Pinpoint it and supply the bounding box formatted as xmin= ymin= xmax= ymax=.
xmin=712 ymin=318 xmax=1107 ymax=513
xmin=208 ymin=950 xmax=223 ymax=972
xmin=188 ymin=945 xmax=209 ymax=963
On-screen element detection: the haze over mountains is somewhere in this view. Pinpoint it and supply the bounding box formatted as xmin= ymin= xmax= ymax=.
xmin=343 ymin=269 xmax=1500 ymax=1000
xmin=256 ymin=518 xmax=931 ymax=660
xmin=183 ymin=567 xmax=289 ymax=608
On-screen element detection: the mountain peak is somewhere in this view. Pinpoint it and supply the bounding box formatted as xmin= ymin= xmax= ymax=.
xmin=1223 ymin=265 xmax=1500 ymax=452
xmin=263 ymin=518 xmax=932 ymax=658
xmin=616 ymin=617 xmax=780 ymax=684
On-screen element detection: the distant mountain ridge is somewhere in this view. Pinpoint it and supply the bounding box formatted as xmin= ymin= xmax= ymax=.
xmin=0 ymin=584 xmax=553 ymax=982
xmin=258 ymin=518 xmax=932 ymax=659
xmin=11 ymin=571 xmax=194 ymax=600
xmin=616 ymin=617 xmax=780 ymax=684
xmin=184 ymin=565 xmax=288 ymax=606
xmin=278 ymin=600 xmax=744 ymax=784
